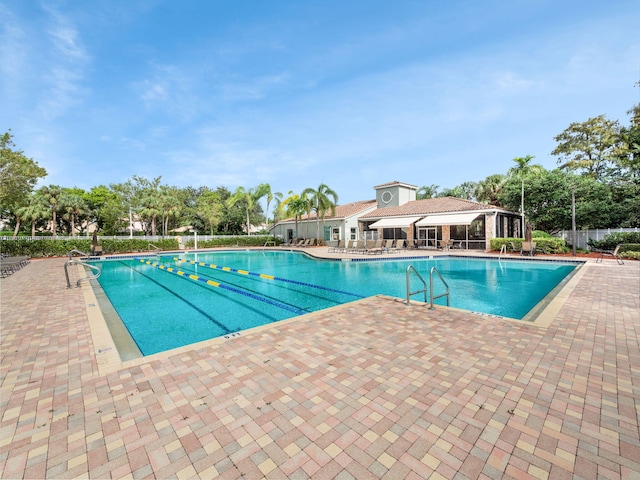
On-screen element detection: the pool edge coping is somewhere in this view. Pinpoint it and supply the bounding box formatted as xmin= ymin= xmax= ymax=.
xmin=84 ymin=250 xmax=590 ymax=374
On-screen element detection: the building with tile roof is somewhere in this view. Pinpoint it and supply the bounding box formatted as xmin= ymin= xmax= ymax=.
xmin=271 ymin=181 xmax=522 ymax=250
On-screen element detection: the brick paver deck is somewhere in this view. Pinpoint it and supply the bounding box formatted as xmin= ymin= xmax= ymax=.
xmin=1 ymin=253 xmax=638 ymax=479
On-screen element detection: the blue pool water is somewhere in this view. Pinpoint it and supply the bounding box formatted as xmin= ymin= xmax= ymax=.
xmin=93 ymin=251 xmax=578 ymax=355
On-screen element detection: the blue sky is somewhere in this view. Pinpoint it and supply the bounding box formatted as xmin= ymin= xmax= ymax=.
xmin=2 ymin=1 xmax=639 ymax=205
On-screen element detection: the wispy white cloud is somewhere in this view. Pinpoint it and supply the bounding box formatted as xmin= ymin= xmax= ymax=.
xmin=35 ymin=4 xmax=90 ymax=119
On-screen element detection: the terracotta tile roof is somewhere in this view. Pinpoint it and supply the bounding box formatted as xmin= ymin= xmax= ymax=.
xmin=360 ymin=196 xmax=508 ymax=219
xmin=278 ymin=199 xmax=377 ymax=223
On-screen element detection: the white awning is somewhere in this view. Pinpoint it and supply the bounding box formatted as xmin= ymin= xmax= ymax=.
xmin=368 ymin=216 xmax=423 ymax=229
xmin=415 ymin=212 xmax=481 ymax=226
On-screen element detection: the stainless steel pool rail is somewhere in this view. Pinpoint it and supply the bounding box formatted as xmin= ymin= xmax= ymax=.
xmin=429 ymin=266 xmax=450 ymax=309
xmin=406 ymin=265 xmax=427 ymax=304
xmin=64 ymin=258 xmax=101 ymax=288
xmin=406 ymin=265 xmax=450 ymax=309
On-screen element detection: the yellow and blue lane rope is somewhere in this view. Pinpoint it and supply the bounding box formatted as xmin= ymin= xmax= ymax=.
xmin=137 ymin=259 xmax=307 ymax=315
xmin=171 ymin=257 xmax=363 ymax=299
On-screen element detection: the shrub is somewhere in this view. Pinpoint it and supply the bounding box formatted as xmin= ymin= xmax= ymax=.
xmin=490 ymin=237 xmax=567 ymax=254
xmin=587 ymin=232 xmax=640 ymax=251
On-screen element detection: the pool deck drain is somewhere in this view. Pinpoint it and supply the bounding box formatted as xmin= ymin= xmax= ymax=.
xmin=1 ymin=250 xmax=639 ymax=479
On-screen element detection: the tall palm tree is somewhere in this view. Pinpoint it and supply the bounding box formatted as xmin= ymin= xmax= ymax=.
xmin=61 ymin=192 xmax=89 ymax=236
xmin=258 ymin=183 xmax=282 ymax=228
xmin=39 ymin=185 xmax=63 ymax=237
xmin=279 ymin=193 xmax=310 ymax=240
xmin=226 ymin=185 xmax=268 ymax=236
xmin=159 ymin=186 xmax=181 ymax=236
xmin=301 ymin=183 xmax=339 ymax=241
xmin=508 ymin=156 xmax=544 ymax=235
xmin=139 ymin=194 xmax=162 ymax=235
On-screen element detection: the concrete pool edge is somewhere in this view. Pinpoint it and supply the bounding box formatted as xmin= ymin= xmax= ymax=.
xmin=84 ymin=251 xmax=588 ymax=373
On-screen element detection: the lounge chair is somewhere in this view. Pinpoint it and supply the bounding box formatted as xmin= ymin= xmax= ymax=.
xmin=0 ymin=256 xmax=30 ymax=278
xmin=595 ymin=244 xmax=624 ymax=265
xmin=352 ymin=240 xmax=365 ymax=253
xmin=390 ymin=239 xmax=406 ymax=253
xmin=367 ymin=239 xmax=384 ymax=254
xmin=520 ymin=241 xmax=536 ymax=256
xmin=328 ymin=240 xmax=345 ymax=253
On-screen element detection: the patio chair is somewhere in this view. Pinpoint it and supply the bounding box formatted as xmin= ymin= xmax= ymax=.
xmin=367 ymin=239 xmax=384 ymax=254
xmin=328 ymin=240 xmax=345 ymax=253
xmin=520 ymin=241 xmax=536 ymax=256
xmin=595 ymin=244 xmax=624 ymax=265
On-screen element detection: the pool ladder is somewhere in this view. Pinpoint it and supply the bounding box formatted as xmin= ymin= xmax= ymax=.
xmin=406 ymin=265 xmax=450 ymax=309
xmin=65 ymin=249 xmax=101 ymax=288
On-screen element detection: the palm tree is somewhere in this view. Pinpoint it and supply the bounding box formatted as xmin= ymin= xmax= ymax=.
xmin=508 ymin=156 xmax=544 ymax=235
xmin=39 ymin=185 xmax=63 ymax=237
xmin=159 ymin=187 xmax=181 ymax=236
xmin=475 ymin=174 xmax=506 ymax=206
xmin=61 ymin=192 xmax=89 ymax=236
xmin=139 ymin=194 xmax=162 ymax=235
xmin=301 ymin=183 xmax=339 ymax=242
xmin=226 ymin=185 xmax=268 ymax=236
xmin=258 ymin=183 xmax=282 ymax=228
xmin=281 ymin=193 xmax=310 ymax=241
xmin=416 ymin=184 xmax=439 ymax=199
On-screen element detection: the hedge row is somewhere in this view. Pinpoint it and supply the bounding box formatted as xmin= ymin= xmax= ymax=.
xmin=489 ymin=237 xmax=567 ymax=254
xmin=0 ymin=236 xmax=280 ymax=258
xmin=587 ymin=232 xmax=640 ymax=251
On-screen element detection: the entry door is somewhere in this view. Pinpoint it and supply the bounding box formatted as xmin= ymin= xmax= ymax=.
xmin=426 ymin=227 xmax=437 ymax=248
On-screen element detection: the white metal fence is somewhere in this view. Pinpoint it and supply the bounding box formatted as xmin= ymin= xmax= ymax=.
xmin=0 ymin=234 xmax=261 ymax=242
xmin=554 ymin=228 xmax=640 ymax=249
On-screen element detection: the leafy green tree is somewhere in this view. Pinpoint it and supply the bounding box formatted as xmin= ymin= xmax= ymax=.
xmin=0 ymin=131 xmax=47 ymax=212
xmin=301 ymin=183 xmax=339 ymax=241
xmin=196 ymin=188 xmax=223 ymax=235
xmin=500 ymin=169 xmax=614 ymax=233
xmin=552 ymin=115 xmax=625 ymax=181
xmin=416 ymin=184 xmax=439 ymax=199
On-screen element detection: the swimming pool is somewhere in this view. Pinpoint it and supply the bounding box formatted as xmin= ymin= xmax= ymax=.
xmin=92 ymin=251 xmax=578 ymax=356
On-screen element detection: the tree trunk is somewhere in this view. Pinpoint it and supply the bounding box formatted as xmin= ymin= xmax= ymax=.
xmin=12 ymin=218 xmax=20 ymax=239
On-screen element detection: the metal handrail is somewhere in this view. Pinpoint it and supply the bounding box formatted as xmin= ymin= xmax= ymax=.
xmin=429 ymin=267 xmax=450 ymax=309
xmin=68 ymin=249 xmax=90 ymax=259
xmin=148 ymin=243 xmax=161 ymax=252
xmin=499 ymin=244 xmax=507 ymax=257
xmin=406 ymin=265 xmax=427 ymax=304
xmin=65 ymin=259 xmax=101 ymax=288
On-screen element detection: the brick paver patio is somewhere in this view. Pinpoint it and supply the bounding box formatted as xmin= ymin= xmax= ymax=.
xmin=1 ymin=252 xmax=639 ymax=479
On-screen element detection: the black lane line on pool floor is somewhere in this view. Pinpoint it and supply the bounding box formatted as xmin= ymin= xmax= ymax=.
xmin=171 ymin=257 xmax=364 ymax=300
xmin=115 ymin=261 xmax=232 ymax=334
xmin=169 ymin=263 xmax=344 ymax=309
xmin=137 ymin=259 xmax=310 ymax=316
xmin=161 ymin=257 xmax=359 ymax=308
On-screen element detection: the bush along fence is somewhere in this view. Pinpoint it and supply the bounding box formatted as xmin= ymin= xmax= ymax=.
xmin=0 ymin=235 xmax=281 ymax=258
xmin=489 ymin=237 xmax=568 ymax=254
xmin=587 ymin=232 xmax=640 ymax=261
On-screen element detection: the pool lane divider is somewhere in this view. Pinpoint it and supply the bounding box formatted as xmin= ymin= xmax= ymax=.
xmin=170 ymin=257 xmax=363 ymax=299
xmin=137 ymin=259 xmax=307 ymax=316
